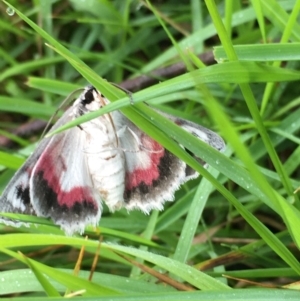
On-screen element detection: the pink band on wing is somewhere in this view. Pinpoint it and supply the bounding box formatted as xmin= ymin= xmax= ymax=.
xmin=36 ymin=145 xmax=97 ymax=208
xmin=125 ymin=137 xmax=164 ymax=190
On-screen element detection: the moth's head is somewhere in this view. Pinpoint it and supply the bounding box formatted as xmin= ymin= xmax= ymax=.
xmin=74 ymin=86 xmax=108 ymax=114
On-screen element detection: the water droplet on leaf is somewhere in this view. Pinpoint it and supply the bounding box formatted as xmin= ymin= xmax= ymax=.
xmin=6 ymin=7 xmax=15 ymax=16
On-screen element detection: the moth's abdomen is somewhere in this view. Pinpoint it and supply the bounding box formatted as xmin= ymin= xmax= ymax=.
xmin=86 ymin=149 xmax=126 ymax=210
xmin=82 ymin=114 xmax=126 ymax=210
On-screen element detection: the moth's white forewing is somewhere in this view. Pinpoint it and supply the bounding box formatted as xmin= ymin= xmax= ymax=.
xmin=154 ymin=111 xmax=225 ymax=180
xmin=159 ymin=111 xmax=226 ymax=152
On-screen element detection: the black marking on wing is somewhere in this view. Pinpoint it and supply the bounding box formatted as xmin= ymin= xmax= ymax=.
xmin=16 ymin=185 xmax=30 ymax=205
xmin=123 ymin=150 xmax=176 ymax=202
xmin=184 ymin=148 xmax=204 ymax=177
xmin=34 ymin=171 xmax=97 ymax=219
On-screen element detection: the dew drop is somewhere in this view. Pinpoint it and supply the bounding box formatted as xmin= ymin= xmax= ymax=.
xmin=6 ymin=7 xmax=15 ymax=16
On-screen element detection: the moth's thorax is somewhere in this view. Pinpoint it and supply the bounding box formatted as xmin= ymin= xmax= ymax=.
xmin=72 ymin=87 xmax=115 ymax=148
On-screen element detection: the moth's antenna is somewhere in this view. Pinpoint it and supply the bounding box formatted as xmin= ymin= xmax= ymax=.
xmin=41 ymin=88 xmax=85 ymax=139
xmin=100 ymin=84 xmax=134 ymax=146
xmin=110 ymin=82 xmax=134 ymax=105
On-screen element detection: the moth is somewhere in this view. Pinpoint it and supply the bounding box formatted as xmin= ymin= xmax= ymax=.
xmin=0 ymin=86 xmax=225 ymax=235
